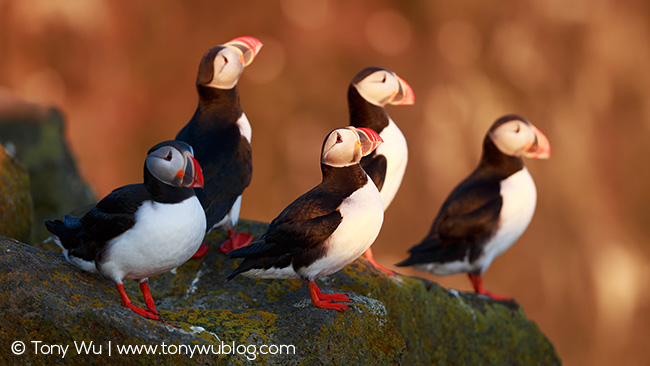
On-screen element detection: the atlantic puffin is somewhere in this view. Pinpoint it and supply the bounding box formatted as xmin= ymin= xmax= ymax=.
xmin=175 ymin=36 xmax=263 ymax=257
xmin=397 ymin=115 xmax=551 ymax=300
xmin=44 ymin=140 xmax=205 ymax=320
xmin=348 ymin=67 xmax=414 ymax=275
xmin=226 ymin=127 xmax=384 ymax=311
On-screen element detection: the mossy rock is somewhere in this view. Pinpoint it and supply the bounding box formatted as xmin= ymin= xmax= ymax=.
xmin=2 ymin=220 xmax=560 ymax=365
xmin=0 ymin=92 xmax=96 ymax=242
xmin=0 ymin=144 xmax=33 ymax=242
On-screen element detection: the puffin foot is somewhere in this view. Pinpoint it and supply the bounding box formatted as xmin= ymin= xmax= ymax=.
xmin=468 ymin=274 xmax=512 ymax=301
xmin=219 ymin=230 xmax=253 ymax=254
xmin=479 ymin=291 xmax=513 ymax=301
xmin=191 ymin=242 xmax=209 ymax=259
xmin=308 ymin=281 xmax=351 ymax=311
xmin=116 ymin=283 xmax=161 ymax=321
xmin=140 ymin=281 xmax=158 ymax=315
xmin=363 ymin=248 xmax=395 ymax=276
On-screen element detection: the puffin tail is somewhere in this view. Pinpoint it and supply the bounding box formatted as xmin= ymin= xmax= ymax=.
xmin=395 ymin=238 xmax=442 ymax=267
xmin=44 ymin=215 xmax=82 ymax=250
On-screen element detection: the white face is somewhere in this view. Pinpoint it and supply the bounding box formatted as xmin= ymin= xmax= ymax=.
xmin=205 ymin=46 xmax=245 ymax=90
xmin=321 ymin=127 xmax=383 ymax=167
xmin=353 ymin=69 xmax=402 ymax=107
xmin=489 ymin=119 xmax=550 ymax=159
xmin=145 ymin=145 xmax=201 ymax=187
xmin=322 ymin=128 xmax=362 ymax=167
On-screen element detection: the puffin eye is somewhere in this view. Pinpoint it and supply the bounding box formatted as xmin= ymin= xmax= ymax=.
xmin=381 ymin=74 xmax=387 ymax=83
xmin=336 ymin=133 xmax=343 ymax=143
xmin=164 ymin=152 xmax=173 ymax=161
xmin=223 ymin=55 xmax=228 ymax=64
xmin=515 ymin=125 xmax=521 ymax=133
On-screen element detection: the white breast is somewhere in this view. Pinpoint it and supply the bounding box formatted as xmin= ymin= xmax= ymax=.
xmin=98 ymin=196 xmax=206 ymax=282
xmin=375 ymin=119 xmax=408 ymax=209
xmin=475 ymin=167 xmax=537 ymax=273
xmin=298 ymin=177 xmax=384 ymax=281
xmin=237 ymin=113 xmax=252 ymax=143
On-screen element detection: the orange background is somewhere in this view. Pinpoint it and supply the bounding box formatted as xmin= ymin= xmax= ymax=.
xmin=2 ymin=1 xmax=649 ymax=364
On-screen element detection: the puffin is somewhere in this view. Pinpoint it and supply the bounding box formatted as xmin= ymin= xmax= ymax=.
xmin=226 ymin=127 xmax=384 ymax=311
xmin=348 ymin=67 xmax=414 ymax=275
xmin=175 ymin=36 xmax=263 ymax=257
xmin=396 ymin=115 xmax=551 ymax=301
xmin=44 ymin=140 xmax=206 ymax=320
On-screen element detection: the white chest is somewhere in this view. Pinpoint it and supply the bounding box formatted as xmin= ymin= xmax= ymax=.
xmin=375 ymin=119 xmax=408 ymax=209
xmin=237 ymin=113 xmax=252 ymax=143
xmin=477 ymin=168 xmax=537 ymax=271
xmin=100 ymin=196 xmax=206 ymax=282
xmin=299 ymin=178 xmax=384 ymax=280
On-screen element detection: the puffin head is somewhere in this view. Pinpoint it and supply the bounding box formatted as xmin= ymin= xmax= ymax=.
xmin=196 ymin=36 xmax=263 ymax=90
xmin=145 ymin=141 xmax=204 ymax=188
xmin=488 ymin=115 xmax=551 ymax=159
xmin=351 ymin=67 xmax=415 ymax=107
xmin=321 ymin=127 xmax=383 ymax=167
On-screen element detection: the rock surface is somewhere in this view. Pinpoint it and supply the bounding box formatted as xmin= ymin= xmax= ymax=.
xmin=0 ymin=220 xmax=560 ymax=365
xmin=0 ymin=144 xmax=33 ymax=242
xmin=0 ymin=91 xmax=96 ymax=241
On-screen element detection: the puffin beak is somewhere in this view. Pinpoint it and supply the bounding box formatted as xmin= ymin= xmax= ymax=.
xmin=355 ymin=127 xmax=383 ymax=156
xmin=182 ymin=153 xmax=204 ymax=188
xmin=390 ymin=75 xmax=415 ymax=106
xmin=224 ymin=36 xmax=263 ymax=67
xmin=523 ymin=125 xmax=551 ymax=159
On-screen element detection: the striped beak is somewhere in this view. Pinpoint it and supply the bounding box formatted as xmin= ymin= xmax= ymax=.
xmin=355 ymin=127 xmax=383 ymax=156
xmin=224 ymin=36 xmax=263 ymax=67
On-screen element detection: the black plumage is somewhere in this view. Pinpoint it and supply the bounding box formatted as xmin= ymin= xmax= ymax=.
xmin=227 ymin=164 xmax=368 ymax=279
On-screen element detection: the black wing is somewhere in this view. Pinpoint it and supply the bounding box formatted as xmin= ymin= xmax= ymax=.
xmin=397 ymin=173 xmax=502 ymax=266
xmin=360 ymin=152 xmax=387 ymax=191
xmin=45 ymin=184 xmax=148 ymax=261
xmin=79 ymin=184 xmax=147 ymax=242
xmin=230 ymin=184 xmax=343 ymax=258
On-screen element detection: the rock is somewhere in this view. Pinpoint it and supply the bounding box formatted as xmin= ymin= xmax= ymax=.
xmin=0 ymin=144 xmax=33 ymax=242
xmin=0 ymin=91 xmax=96 ymax=241
xmin=1 ymin=221 xmax=561 ymax=365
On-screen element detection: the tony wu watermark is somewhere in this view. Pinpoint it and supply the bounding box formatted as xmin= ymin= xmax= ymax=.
xmin=10 ymin=340 xmax=296 ymax=361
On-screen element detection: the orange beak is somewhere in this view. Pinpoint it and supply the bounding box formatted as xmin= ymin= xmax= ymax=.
xmin=224 ymin=36 xmax=263 ymax=67
xmin=523 ymin=125 xmax=551 ymax=159
xmin=182 ymin=154 xmax=204 ymax=188
xmin=390 ymin=75 xmax=415 ymax=105
xmin=355 ymin=127 xmax=384 ymax=156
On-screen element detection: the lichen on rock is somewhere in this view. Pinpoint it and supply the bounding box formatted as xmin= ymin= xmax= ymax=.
xmin=0 ymin=221 xmax=561 ymax=365
xmin=0 ymin=91 xmax=96 ymax=241
xmin=0 ymin=144 xmax=33 ymax=242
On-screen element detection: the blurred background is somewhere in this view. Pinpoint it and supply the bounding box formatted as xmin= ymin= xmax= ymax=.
xmin=1 ymin=0 xmax=649 ymax=364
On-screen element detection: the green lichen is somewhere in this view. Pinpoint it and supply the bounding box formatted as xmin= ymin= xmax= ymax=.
xmin=9 ymin=220 xmax=560 ymax=366
xmin=0 ymin=145 xmax=33 ymax=242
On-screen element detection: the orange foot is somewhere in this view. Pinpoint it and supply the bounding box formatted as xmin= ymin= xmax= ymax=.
xmin=219 ymin=230 xmax=253 ymax=254
xmin=468 ymin=273 xmax=513 ymax=301
xmin=191 ymin=242 xmax=209 ymax=259
xmin=116 ymin=283 xmax=160 ymax=321
xmin=363 ymin=248 xmax=395 ymax=276
xmin=308 ymin=281 xmax=351 ymax=311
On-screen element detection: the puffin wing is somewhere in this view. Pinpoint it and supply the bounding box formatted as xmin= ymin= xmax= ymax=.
xmin=228 ymin=186 xmax=343 ymax=259
xmin=360 ymin=152 xmax=387 ymax=191
xmin=398 ymin=178 xmax=502 ymax=265
xmin=80 ymin=184 xmax=147 ymax=242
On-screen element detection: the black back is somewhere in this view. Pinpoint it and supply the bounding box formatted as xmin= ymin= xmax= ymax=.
xmin=397 ymin=135 xmax=524 ymax=267
xmin=226 ymin=164 xmax=369 ymax=280
xmin=175 ymin=85 xmax=252 ymax=229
